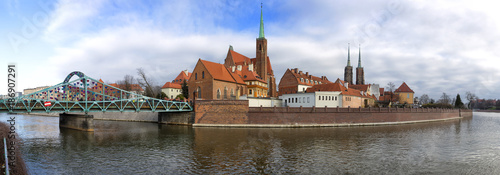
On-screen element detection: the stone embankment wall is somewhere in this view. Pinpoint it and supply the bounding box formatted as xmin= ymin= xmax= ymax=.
xmin=193 ymin=100 xmax=473 ymax=127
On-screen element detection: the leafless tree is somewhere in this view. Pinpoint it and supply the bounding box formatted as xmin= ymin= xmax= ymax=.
xmin=466 ymin=91 xmax=477 ymax=109
xmin=136 ymin=68 xmax=157 ymax=98
xmin=438 ymin=92 xmax=451 ymax=105
xmin=420 ymin=94 xmax=430 ymax=104
xmin=117 ymin=75 xmax=134 ymax=91
xmin=386 ymin=82 xmax=398 ymax=102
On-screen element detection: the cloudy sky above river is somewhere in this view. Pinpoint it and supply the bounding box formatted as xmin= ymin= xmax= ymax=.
xmin=1 ymin=0 xmax=499 ymax=100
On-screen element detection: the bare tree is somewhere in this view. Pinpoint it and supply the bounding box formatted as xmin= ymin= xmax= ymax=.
xmin=117 ymin=75 xmax=135 ymax=98
xmin=136 ymin=68 xmax=157 ymax=98
xmin=438 ymin=92 xmax=451 ymax=105
xmin=117 ymin=75 xmax=134 ymax=91
xmin=386 ymin=82 xmax=398 ymax=103
xmin=420 ymin=94 xmax=430 ymax=104
xmin=466 ymin=91 xmax=477 ymax=109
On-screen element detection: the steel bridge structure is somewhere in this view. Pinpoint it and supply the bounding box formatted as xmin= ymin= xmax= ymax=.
xmin=0 ymin=71 xmax=192 ymax=114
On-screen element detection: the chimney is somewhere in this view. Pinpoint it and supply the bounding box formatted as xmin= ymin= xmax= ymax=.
xmin=293 ymin=68 xmax=299 ymax=73
xmin=305 ymin=72 xmax=309 ymax=76
xmin=299 ymin=71 xmax=303 ymax=75
xmin=249 ymin=64 xmax=254 ymax=72
xmin=232 ymin=66 xmax=236 ymax=72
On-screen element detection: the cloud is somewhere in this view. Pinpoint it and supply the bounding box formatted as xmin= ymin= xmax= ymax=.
xmin=39 ymin=0 xmax=500 ymax=101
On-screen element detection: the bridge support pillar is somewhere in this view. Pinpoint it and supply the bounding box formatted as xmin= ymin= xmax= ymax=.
xmin=158 ymin=112 xmax=194 ymax=125
xmin=59 ymin=113 xmax=95 ymax=132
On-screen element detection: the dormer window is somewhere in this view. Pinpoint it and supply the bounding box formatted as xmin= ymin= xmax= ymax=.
xmin=300 ymin=78 xmax=304 ymax=82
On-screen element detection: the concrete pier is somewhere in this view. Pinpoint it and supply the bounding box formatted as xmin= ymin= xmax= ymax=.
xmin=158 ymin=112 xmax=194 ymax=125
xmin=59 ymin=113 xmax=95 ymax=132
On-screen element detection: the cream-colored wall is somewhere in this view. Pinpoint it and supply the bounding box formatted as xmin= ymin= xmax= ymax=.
xmin=162 ymin=88 xmax=182 ymax=99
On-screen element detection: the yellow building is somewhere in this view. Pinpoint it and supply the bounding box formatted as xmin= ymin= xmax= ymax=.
xmin=394 ymin=82 xmax=414 ymax=106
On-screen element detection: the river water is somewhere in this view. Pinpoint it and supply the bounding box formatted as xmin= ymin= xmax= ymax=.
xmin=1 ymin=112 xmax=499 ymax=174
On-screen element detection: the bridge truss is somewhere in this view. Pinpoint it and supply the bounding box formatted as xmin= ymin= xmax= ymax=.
xmin=0 ymin=71 xmax=192 ymax=113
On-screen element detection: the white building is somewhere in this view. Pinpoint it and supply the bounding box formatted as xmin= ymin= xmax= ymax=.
xmin=161 ymin=82 xmax=182 ymax=99
xmin=280 ymin=91 xmax=342 ymax=107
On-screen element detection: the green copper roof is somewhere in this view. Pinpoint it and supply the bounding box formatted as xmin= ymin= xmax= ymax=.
xmin=259 ymin=3 xmax=265 ymax=39
xmin=347 ymin=43 xmax=351 ymax=66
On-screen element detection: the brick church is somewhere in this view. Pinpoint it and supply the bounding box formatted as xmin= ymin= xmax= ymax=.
xmin=188 ymin=5 xmax=278 ymax=100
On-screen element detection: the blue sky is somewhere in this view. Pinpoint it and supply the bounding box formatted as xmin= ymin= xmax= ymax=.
xmin=1 ymin=0 xmax=500 ymax=101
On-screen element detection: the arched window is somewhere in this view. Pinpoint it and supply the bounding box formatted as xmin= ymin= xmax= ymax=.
xmin=195 ymin=73 xmax=198 ymax=80
xmin=303 ymin=97 xmax=306 ymax=103
xmin=231 ymin=89 xmax=234 ymax=97
xmin=217 ymin=89 xmax=221 ymax=99
xmin=307 ymin=97 xmax=310 ymax=103
xmin=202 ymin=71 xmax=205 ymax=79
xmin=224 ymin=87 xmax=228 ymax=99
xmin=299 ymin=97 xmax=301 ymax=103
xmin=197 ymin=87 xmax=201 ymax=98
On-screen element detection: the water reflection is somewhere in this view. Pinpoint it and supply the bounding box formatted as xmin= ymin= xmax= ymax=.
xmin=0 ymin=113 xmax=499 ymax=174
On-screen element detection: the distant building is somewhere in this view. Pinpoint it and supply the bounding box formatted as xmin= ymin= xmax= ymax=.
xmin=344 ymin=44 xmax=365 ymax=85
xmin=161 ymin=70 xmax=191 ymax=99
xmin=278 ymin=68 xmax=331 ymax=96
xmin=280 ymin=78 xmax=375 ymax=108
xmin=394 ymin=82 xmax=415 ymax=106
xmin=23 ymin=86 xmax=50 ymax=95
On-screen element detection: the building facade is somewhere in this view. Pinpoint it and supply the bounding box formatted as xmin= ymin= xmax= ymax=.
xmin=161 ymin=70 xmax=191 ymax=99
xmin=278 ymin=68 xmax=331 ymax=96
xmin=395 ymin=82 xmax=415 ymax=105
xmin=188 ymin=59 xmax=247 ymax=100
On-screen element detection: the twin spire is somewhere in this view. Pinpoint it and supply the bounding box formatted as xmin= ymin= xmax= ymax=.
xmin=346 ymin=44 xmax=362 ymax=68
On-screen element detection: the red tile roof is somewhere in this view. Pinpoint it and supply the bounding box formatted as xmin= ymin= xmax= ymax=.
xmin=199 ymin=59 xmax=246 ymax=85
xmin=162 ymin=82 xmax=182 ymax=89
xmin=349 ymin=84 xmax=370 ymax=91
xmin=229 ymin=50 xmax=251 ymax=65
xmin=172 ymin=70 xmax=191 ymax=84
xmin=288 ymin=68 xmax=331 ymax=86
xmin=306 ymin=81 xmax=375 ymax=99
xmin=395 ymin=82 xmax=414 ymax=93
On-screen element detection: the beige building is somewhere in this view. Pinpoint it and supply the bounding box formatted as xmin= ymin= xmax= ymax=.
xmin=23 ymin=86 xmax=50 ymax=95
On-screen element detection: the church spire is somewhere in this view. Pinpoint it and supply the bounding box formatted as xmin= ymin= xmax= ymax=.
xmin=358 ymin=44 xmax=362 ymax=68
xmin=347 ymin=43 xmax=351 ymax=66
xmin=259 ymin=3 xmax=265 ymax=39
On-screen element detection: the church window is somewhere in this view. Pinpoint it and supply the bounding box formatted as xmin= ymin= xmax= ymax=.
xmin=195 ymin=73 xmax=197 ymax=80
xmin=197 ymin=87 xmax=201 ymax=98
xmin=224 ymin=87 xmax=228 ymax=99
xmin=217 ymin=89 xmax=221 ymax=99
xmin=202 ymin=71 xmax=205 ymax=79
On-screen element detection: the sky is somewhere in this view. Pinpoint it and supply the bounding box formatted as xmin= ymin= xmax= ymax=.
xmin=1 ymin=0 xmax=499 ymax=102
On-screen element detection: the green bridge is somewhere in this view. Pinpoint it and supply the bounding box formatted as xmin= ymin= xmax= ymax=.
xmin=0 ymin=71 xmax=192 ymax=114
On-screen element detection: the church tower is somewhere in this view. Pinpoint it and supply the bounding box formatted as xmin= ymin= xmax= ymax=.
xmin=344 ymin=43 xmax=353 ymax=85
xmin=255 ymin=3 xmax=268 ymax=81
xmin=356 ymin=45 xmax=365 ymax=85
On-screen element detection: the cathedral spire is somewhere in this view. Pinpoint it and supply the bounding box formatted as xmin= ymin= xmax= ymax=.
xmin=358 ymin=44 xmax=362 ymax=68
xmin=259 ymin=3 xmax=265 ymax=39
xmin=347 ymin=43 xmax=351 ymax=66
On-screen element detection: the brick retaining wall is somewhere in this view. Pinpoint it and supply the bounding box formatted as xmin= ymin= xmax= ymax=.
xmin=192 ymin=100 xmax=472 ymax=127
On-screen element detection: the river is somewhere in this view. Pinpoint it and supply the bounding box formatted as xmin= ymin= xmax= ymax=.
xmin=1 ymin=112 xmax=499 ymax=174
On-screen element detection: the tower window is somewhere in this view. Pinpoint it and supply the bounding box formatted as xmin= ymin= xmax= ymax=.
xmin=259 ymin=44 xmax=262 ymax=51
